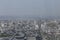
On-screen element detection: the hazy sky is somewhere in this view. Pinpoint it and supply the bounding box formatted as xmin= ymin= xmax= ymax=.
xmin=0 ymin=0 xmax=60 ymax=17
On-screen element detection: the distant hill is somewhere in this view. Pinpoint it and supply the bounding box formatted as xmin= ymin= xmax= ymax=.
xmin=0 ymin=16 xmax=60 ymax=20
xmin=0 ymin=16 xmax=41 ymax=20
